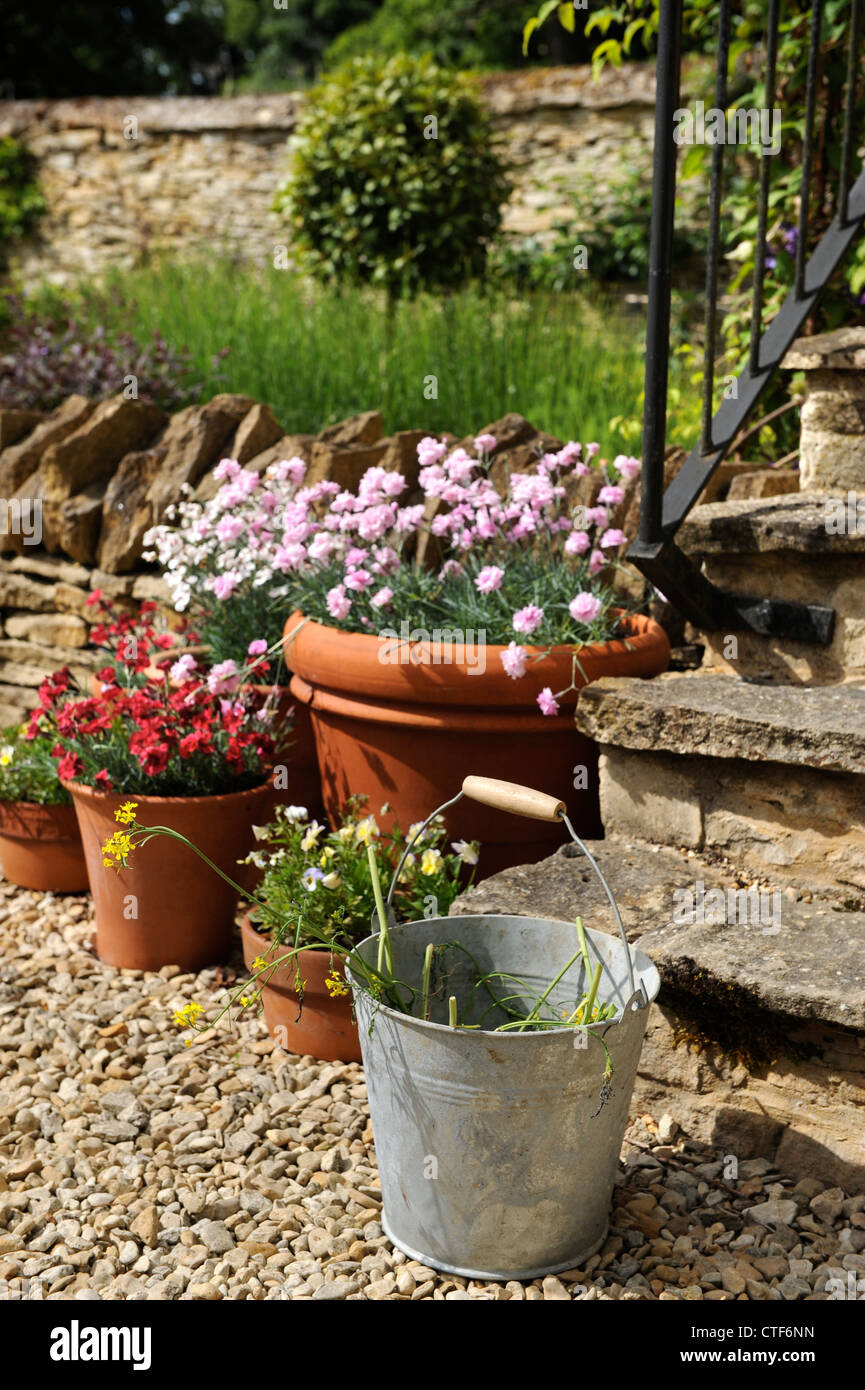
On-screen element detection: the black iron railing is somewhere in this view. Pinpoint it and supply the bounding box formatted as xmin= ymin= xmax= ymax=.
xmin=628 ymin=0 xmax=865 ymax=642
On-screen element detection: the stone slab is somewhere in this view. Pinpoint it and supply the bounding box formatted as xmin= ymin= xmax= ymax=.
xmin=679 ymin=493 xmax=865 ymax=555
xmin=638 ymin=907 xmax=865 ymax=1030
xmin=450 ymin=835 xmax=729 ymax=942
xmin=576 ymin=672 xmax=865 ymax=774
xmin=782 ymin=327 xmax=865 ymax=371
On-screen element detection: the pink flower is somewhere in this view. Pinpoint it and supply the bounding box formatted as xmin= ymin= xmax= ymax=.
xmin=598 ymin=484 xmax=624 ymax=505
xmin=344 ymin=568 xmax=372 ymax=591
xmin=345 ymin=547 xmax=369 ymax=567
xmin=211 ymin=574 xmax=238 ymax=601
xmin=475 ymin=565 xmax=504 ymax=594
xmin=208 ymin=659 xmax=241 ymax=695
xmin=512 ymin=604 xmax=544 ymax=636
xmin=613 ymin=454 xmax=641 ymax=479
xmin=417 ymin=436 xmax=448 ymax=467
xmin=248 ymin=639 xmax=268 ymax=657
xmin=586 ymin=443 xmax=600 ymax=458
xmin=569 ymin=591 xmax=603 ymax=624
xmin=600 ymin=528 xmax=627 ymax=549
xmin=585 ymin=506 xmax=608 ymax=528
xmin=500 ymin=642 xmax=528 ymax=680
xmin=308 ymin=533 xmax=335 ymax=563
xmin=537 ymin=687 xmax=560 ymax=717
xmin=326 ymin=585 xmax=352 ymax=621
xmin=565 ymin=530 xmax=591 ymax=556
xmin=213 ymin=458 xmax=241 ymax=482
xmin=474 ymin=433 xmax=497 ymax=455
xmin=170 ymin=653 xmax=197 ymax=682
xmin=589 ymin=549 xmax=606 ymax=575
xmin=557 ymin=441 xmax=582 ymax=467
xmin=370 ymin=586 xmax=394 ymax=609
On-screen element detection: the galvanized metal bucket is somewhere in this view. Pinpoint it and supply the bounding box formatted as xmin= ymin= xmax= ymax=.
xmin=350 ymin=776 xmax=660 ymax=1282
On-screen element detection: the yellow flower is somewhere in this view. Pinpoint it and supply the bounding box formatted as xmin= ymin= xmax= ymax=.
xmin=324 ymin=971 xmax=350 ymax=998
xmin=239 ymin=995 xmax=251 ymax=1007
xmin=100 ymin=830 xmax=136 ymax=868
xmin=300 ymin=821 xmax=324 ymax=852
xmin=251 ymin=955 xmax=267 ymax=972
xmin=420 ymin=848 xmax=443 ymax=875
xmin=114 ymin=801 xmax=139 ymax=825
xmin=336 ymin=825 xmax=354 ymax=843
xmin=318 ymin=846 xmax=335 ymax=867
xmin=354 ymin=816 xmax=379 ymax=846
xmin=172 ymin=1000 xmax=203 ymax=1028
xmin=0 ymin=746 xmax=14 ymax=767
xmin=322 ymin=871 xmax=341 ymax=889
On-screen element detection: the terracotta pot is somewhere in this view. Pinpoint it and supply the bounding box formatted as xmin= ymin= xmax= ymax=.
xmin=284 ymin=609 xmax=670 ymax=877
xmin=0 ymin=799 xmax=88 ymax=893
xmin=240 ymin=914 xmax=362 ymax=1063
xmin=64 ymin=779 xmax=272 ymax=971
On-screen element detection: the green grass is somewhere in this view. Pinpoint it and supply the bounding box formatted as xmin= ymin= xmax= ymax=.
xmin=60 ymin=257 xmax=665 ymax=453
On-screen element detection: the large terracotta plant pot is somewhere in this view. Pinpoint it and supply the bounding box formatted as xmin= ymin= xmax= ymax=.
xmin=240 ymin=914 xmax=362 ymax=1063
xmin=65 ymin=779 xmax=272 ymax=971
xmin=284 ymin=610 xmax=670 ymax=877
xmin=0 ymin=800 xmax=88 ymax=893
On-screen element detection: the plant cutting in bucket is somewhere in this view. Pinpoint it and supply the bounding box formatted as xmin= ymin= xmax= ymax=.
xmin=108 ymin=773 xmax=659 ymax=1282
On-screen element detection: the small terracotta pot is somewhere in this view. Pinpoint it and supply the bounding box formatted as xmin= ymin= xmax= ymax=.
xmin=283 ymin=609 xmax=670 ymax=877
xmin=240 ymin=913 xmax=362 ymax=1063
xmin=0 ymin=799 xmax=88 ymax=893
xmin=64 ymin=779 xmax=272 ymax=971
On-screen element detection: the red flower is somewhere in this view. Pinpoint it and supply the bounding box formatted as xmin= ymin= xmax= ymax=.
xmin=55 ymin=752 xmax=83 ymax=782
xmin=85 ymin=589 xmax=103 ymax=608
xmin=94 ymin=769 xmax=113 ymax=791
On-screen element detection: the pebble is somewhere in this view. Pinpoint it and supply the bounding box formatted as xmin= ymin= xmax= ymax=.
xmin=0 ymin=882 xmax=857 ymax=1302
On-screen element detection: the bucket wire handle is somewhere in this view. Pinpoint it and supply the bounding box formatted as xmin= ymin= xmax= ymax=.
xmin=386 ymin=775 xmax=645 ymax=1008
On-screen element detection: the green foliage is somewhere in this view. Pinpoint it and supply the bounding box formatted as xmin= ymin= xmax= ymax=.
xmin=273 ymin=54 xmax=512 ymax=297
xmin=0 ymin=139 xmax=45 ymax=262
xmin=223 ymin=0 xmax=378 ymax=87
xmin=3 ymin=0 xmax=233 ymax=98
xmin=326 ymin=0 xmax=522 ymax=71
xmin=58 ymin=255 xmax=663 ymax=452
xmin=247 ymin=798 xmax=476 ymax=947
xmin=0 ymin=729 xmax=69 ymax=807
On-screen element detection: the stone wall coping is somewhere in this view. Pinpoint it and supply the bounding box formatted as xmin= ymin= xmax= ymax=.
xmin=575 ymin=671 xmax=865 ymax=775
xmin=0 ymin=63 xmax=660 ymax=139
xmin=782 ymin=327 xmax=865 ymax=371
xmin=680 ymin=493 xmax=865 ymax=556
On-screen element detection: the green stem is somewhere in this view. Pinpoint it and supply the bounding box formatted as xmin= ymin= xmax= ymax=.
xmin=516 ymin=948 xmax=582 ymax=1033
xmin=420 ymin=942 xmax=434 ymax=1021
xmin=367 ymin=843 xmax=392 ymax=976
xmin=582 ymin=960 xmax=603 ymax=1024
xmin=448 ymin=995 xmax=458 ymax=1028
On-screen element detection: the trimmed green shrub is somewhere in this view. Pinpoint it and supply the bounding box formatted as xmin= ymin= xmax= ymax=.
xmin=274 ymin=54 xmax=512 ymax=297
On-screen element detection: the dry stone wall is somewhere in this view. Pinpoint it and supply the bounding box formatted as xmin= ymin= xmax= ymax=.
xmin=0 ymin=66 xmax=659 ymax=286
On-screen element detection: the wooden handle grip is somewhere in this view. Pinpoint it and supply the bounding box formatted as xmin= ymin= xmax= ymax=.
xmin=461 ymin=776 xmax=566 ymax=823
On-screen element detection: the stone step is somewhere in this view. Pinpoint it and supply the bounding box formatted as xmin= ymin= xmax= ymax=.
xmin=574 ymin=673 xmax=865 ymax=910
xmin=452 ymin=836 xmax=865 ymax=1186
xmin=678 ymin=494 xmax=865 ymax=681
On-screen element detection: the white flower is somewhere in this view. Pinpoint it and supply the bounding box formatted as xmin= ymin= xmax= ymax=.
xmin=451 ymin=840 xmax=478 ymax=866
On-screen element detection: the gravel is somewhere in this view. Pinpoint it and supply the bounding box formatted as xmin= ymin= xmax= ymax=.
xmin=0 ymin=881 xmax=861 ymax=1301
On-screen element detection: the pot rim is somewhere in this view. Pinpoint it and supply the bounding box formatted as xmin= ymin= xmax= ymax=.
xmin=348 ymin=915 xmax=660 ymax=1042
xmin=61 ymin=777 xmax=272 ymax=807
xmin=285 ymin=607 xmax=654 ymax=663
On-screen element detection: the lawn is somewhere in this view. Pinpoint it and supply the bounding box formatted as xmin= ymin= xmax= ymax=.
xmin=54 ymin=257 xmax=676 ymax=453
